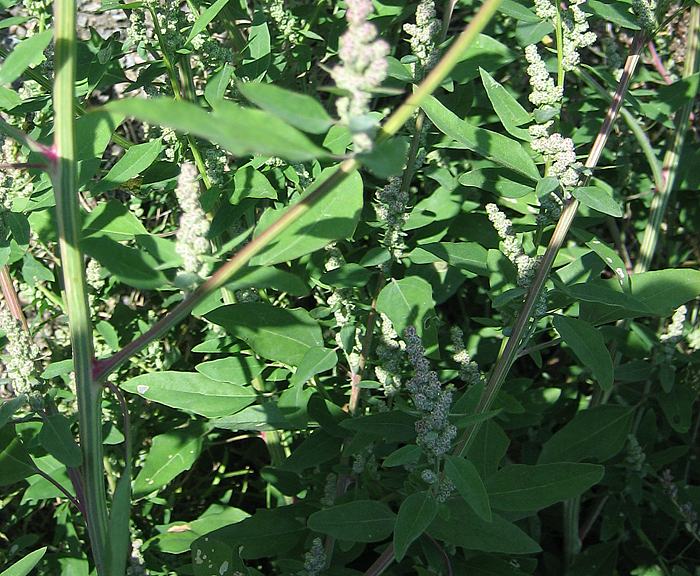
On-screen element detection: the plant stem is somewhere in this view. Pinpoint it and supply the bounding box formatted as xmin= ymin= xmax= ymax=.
xmin=0 ymin=266 xmax=28 ymax=332
xmin=636 ymin=5 xmax=699 ymax=273
xmin=95 ymin=0 xmax=508 ymax=382
xmin=53 ymin=1 xmax=109 ymax=573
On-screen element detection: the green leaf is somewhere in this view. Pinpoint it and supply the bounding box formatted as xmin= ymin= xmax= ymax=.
xmin=394 ymin=492 xmax=439 ymax=561
xmin=82 ymin=237 xmax=167 ymax=290
xmin=308 ymin=500 xmax=396 ymax=543
xmin=121 ymin=371 xmax=256 ymax=418
xmin=195 ymin=355 xmax=264 ymax=385
xmin=415 ymin=242 xmax=490 ymax=276
xmin=238 ymin=82 xmax=333 ymax=134
xmin=290 ymin=347 xmax=337 ymax=387
xmin=82 ymin=200 xmax=147 ymax=241
xmin=359 ymin=136 xmax=411 ymax=178
xmin=539 ymin=405 xmax=634 ymax=464
xmin=205 ymin=303 xmax=323 ymax=367
xmin=467 ymin=420 xmax=510 ymax=478
xmin=0 ymin=426 xmax=36 ymax=486
xmin=585 ymin=0 xmax=641 ymax=29
xmin=106 ymin=472 xmax=131 ymax=576
xmin=320 ymin=263 xmax=373 ymax=288
xmin=133 ymin=426 xmax=204 ymax=499
xmin=93 ymin=139 xmax=163 ymax=193
xmin=108 ymin=98 xmax=327 ymax=162
xmin=450 ymin=34 xmax=514 ymax=83
xmin=212 ymin=403 xmax=305 ymax=432
xmin=0 ymin=30 xmax=52 ymax=86
xmin=553 ymin=315 xmax=614 ymax=392
xmin=658 ymin=382 xmax=695 ymax=433
xmin=572 ymin=186 xmax=623 ymax=217
xmin=280 ymin=430 xmax=343 ymax=473
xmin=0 ymin=396 xmax=26 ymax=429
xmin=486 ymin=463 xmax=604 ymax=511
xmin=479 ymin=68 xmax=531 ymax=140
xmin=186 ymin=0 xmax=230 ymax=43
xmin=429 ymin=499 xmax=541 ymax=554
xmin=459 ymin=168 xmax=534 ymax=198
xmin=0 ymin=547 xmax=47 ymax=576
xmin=249 ymin=167 xmax=363 ymax=266
xmin=444 ymin=455 xmax=491 ymax=521
xmin=204 ymin=64 xmax=235 ymax=105
xmin=339 ymin=411 xmax=416 ymax=442
xmin=75 ymin=111 xmax=124 ymax=161
xmin=585 ymin=238 xmax=628 ymax=287
xmin=383 ymin=445 xmax=422 ymax=467
xmin=231 ymin=165 xmax=278 ymax=203
xmin=38 ymin=414 xmax=82 ymax=468
xmin=422 ymin=95 xmax=540 ymax=181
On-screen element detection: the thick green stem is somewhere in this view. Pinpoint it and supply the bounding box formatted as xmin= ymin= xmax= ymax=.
xmin=636 ymin=5 xmax=700 ymax=273
xmin=53 ymin=0 xmax=109 ymax=573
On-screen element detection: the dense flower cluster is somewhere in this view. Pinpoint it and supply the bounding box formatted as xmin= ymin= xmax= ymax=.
xmin=450 ymin=326 xmax=482 ymax=386
xmin=330 ymin=0 xmax=390 ymax=153
xmin=530 ymin=124 xmax=582 ymax=189
xmin=174 ymin=163 xmax=210 ymax=279
xmin=561 ymin=1 xmax=597 ymax=71
xmin=375 ymin=176 xmax=409 ymax=262
xmin=405 ymin=326 xmax=457 ymax=461
xmin=375 ymin=314 xmax=405 ymax=397
xmin=524 ymin=45 xmax=563 ymax=109
xmin=0 ymin=138 xmax=34 ymax=212
xmin=660 ymin=305 xmax=687 ymax=344
xmin=265 ymin=0 xmax=304 ymax=45
xmin=301 ymin=537 xmax=326 ymax=576
xmin=633 ymin=0 xmax=658 ymax=32
xmin=0 ymin=305 xmax=39 ymax=396
xmin=404 ymin=0 xmax=441 ymax=74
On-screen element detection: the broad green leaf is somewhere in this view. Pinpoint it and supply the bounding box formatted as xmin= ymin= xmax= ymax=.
xmin=121 ymin=371 xmax=256 ymax=418
xmin=0 ymin=547 xmax=47 ymax=576
xmin=186 ymin=0 xmax=230 ymax=43
xmin=585 ymin=0 xmax=641 ymax=29
xmin=0 ymin=86 xmax=22 ymax=110
xmin=486 ymin=463 xmax=604 ymax=511
xmin=38 ymin=414 xmax=82 ymax=468
xmin=539 ymin=405 xmax=634 ymax=464
xmin=133 ymin=426 xmax=204 ymax=498
xmin=231 ymin=166 xmax=277 ymax=203
xmin=459 ymin=168 xmax=534 ymax=198
xmin=308 ymin=500 xmax=396 ymax=543
xmin=249 ymin=167 xmax=363 ymax=266
xmin=499 ymin=0 xmax=539 ymax=22
xmin=658 ymin=382 xmax=695 ymax=433
xmin=568 ymin=541 xmax=619 ymax=576
xmin=108 ymin=98 xmax=326 ymax=162
xmin=225 ymin=266 xmax=308 ymax=296
xmin=429 ymin=499 xmax=541 ymax=554
xmin=0 ymin=426 xmax=36 ymax=486
xmin=585 ymin=238 xmax=628 ymax=287
xmin=0 ymin=396 xmax=26 ymax=429
xmin=212 ymin=403 xmax=306 ymax=431
xmin=572 ymin=186 xmax=623 ymax=217
xmin=376 ymin=276 xmax=437 ymax=349
xmin=82 ymin=237 xmax=167 ymax=290
xmin=394 ymin=492 xmax=439 ymax=561
xmin=106 ymin=472 xmax=131 ymax=576
xmin=422 ymin=95 xmax=540 ymax=181
xmin=204 ymin=64 xmax=235 ymax=105
xmin=479 ymin=68 xmax=531 ymax=140
xmin=193 ymin=504 xmax=309 ymax=560
xmin=82 ymin=200 xmax=147 ymax=241
xmin=320 ymin=263 xmax=373 ymax=288
xmin=75 ymin=111 xmax=124 ymax=161
xmin=383 ymin=445 xmax=422 ymax=467
xmin=238 ymin=82 xmax=333 ymax=134
xmin=444 ymin=455 xmax=491 ymax=521
xmin=0 ymin=30 xmax=52 ymax=86
xmin=195 ymin=355 xmax=264 ymax=385
xmin=290 ymin=347 xmax=337 ymax=387
xmin=206 ymin=303 xmax=323 ymax=367
xmin=450 ymin=34 xmax=514 ymax=83
xmin=416 ymin=242 xmax=490 ymax=276
xmin=467 ymin=420 xmax=510 ymax=478
xmin=280 ymin=430 xmax=343 ymax=473
xmin=21 ymin=254 xmax=52 ymax=286
xmin=191 ymin=538 xmax=249 ymax=576
xmin=93 ymin=139 xmax=163 ymax=193
xmin=553 ymin=315 xmax=614 ymax=392
xmin=359 ymin=136 xmax=411 ymax=178
xmin=339 ymin=411 xmax=416 ymax=441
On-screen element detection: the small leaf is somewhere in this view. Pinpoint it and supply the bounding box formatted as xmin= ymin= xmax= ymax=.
xmin=93 ymin=139 xmax=163 ymax=193
xmin=238 ymin=82 xmax=333 ymax=134
xmin=204 ymin=64 xmax=235 ymax=105
xmin=133 ymin=426 xmax=204 ymax=499
xmin=394 ymin=492 xmax=438 ymax=561
xmin=82 ymin=200 xmax=147 ymax=241
xmin=486 ymin=463 xmax=604 ymax=511
xmin=38 ymin=414 xmax=82 ymax=468
xmin=553 ymin=315 xmax=614 ymax=392
xmin=205 ymin=303 xmax=323 ymax=367
xmin=0 ymin=547 xmax=47 ymax=576
xmin=0 ymin=397 xmax=26 ymax=430
xmin=422 ymin=95 xmax=540 ymax=181
xmin=308 ymin=500 xmax=396 ymax=543
xmin=186 ymin=0 xmax=230 ymax=43
xmin=290 ymin=347 xmax=337 ymax=387
xmin=121 ymin=372 xmax=256 ymax=418
xmin=479 ymin=68 xmax=531 ymax=140
xmin=231 ymin=165 xmax=277 ymax=203
xmin=444 ymin=455 xmax=491 ymax=521
xmin=572 ymin=186 xmax=623 ymax=217
xmin=82 ymin=237 xmax=167 ymax=290
xmin=0 ymin=30 xmax=52 ymax=86
xmin=0 ymin=427 xmax=36 ymax=486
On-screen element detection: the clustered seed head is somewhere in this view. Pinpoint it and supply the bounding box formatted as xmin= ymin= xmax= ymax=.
xmin=1 ymin=138 xmax=34 ymax=211
xmin=302 ymin=537 xmax=326 ymax=576
xmin=534 ymin=0 xmax=557 ymax=20
xmin=525 ymin=45 xmax=563 ymax=109
xmin=375 ymin=176 xmax=409 ymax=261
xmin=660 ymin=305 xmax=687 ymax=344
xmin=0 ymin=305 xmax=40 ymax=397
xmin=625 ymin=434 xmax=646 ymax=474
xmin=632 ymin=0 xmax=658 ymax=32
xmin=530 ymin=128 xmax=582 ymax=189
xmin=375 ymin=314 xmax=405 ymax=397
xmin=175 ymin=163 xmax=210 ymax=278
xmin=265 ymin=0 xmax=305 ymax=45
xmin=331 ymin=0 xmax=390 ymax=153
xmin=404 ymin=326 xmax=457 ymax=461
xmin=450 ymin=326 xmax=482 ymax=386
xmin=404 ymin=0 xmax=441 ymax=74
xmin=561 ymin=1 xmax=597 ymax=71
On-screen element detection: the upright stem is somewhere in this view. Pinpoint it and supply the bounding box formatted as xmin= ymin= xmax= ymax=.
xmin=53 ymin=0 xmax=109 ymax=572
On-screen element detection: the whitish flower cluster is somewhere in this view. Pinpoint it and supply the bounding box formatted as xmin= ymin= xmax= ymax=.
xmin=86 ymin=259 xmax=104 ymax=292
xmin=403 ymin=0 xmax=441 ymax=75
xmin=561 ymin=1 xmax=597 ymax=71
xmin=265 ymin=0 xmax=305 ymax=45
xmin=633 ymin=0 xmax=657 ymax=32
xmin=175 ymin=163 xmax=210 ymax=278
xmin=301 ymin=537 xmax=326 ymax=576
xmin=524 ymin=45 xmax=563 ymax=109
xmin=330 ymin=0 xmax=390 ymax=153
xmin=375 ymin=176 xmax=409 ymax=262
xmin=534 ymin=0 xmax=557 ymax=20
xmin=450 ymin=326 xmax=482 ymax=386
xmin=0 ymin=305 xmax=39 ymax=396
xmin=530 ymin=123 xmax=582 ymax=189
xmin=405 ymin=326 xmax=457 ymax=461
xmin=0 ymin=138 xmax=34 ymax=211
xmin=22 ymin=0 xmax=52 ymax=27
xmin=660 ymin=305 xmax=687 ymax=344
xmin=625 ymin=434 xmax=646 ymax=474
xmin=375 ymin=314 xmax=405 ymax=397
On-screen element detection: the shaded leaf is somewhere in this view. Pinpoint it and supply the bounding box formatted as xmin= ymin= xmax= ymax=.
xmin=394 ymin=492 xmax=439 ymax=561
xmin=38 ymin=414 xmax=82 ymax=468
xmin=444 ymin=455 xmax=491 ymax=521
xmin=308 ymin=500 xmax=395 ymax=543
xmin=0 ymin=547 xmax=47 ymax=576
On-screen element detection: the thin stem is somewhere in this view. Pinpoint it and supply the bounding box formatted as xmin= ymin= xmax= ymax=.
xmin=33 ymin=465 xmax=85 ymax=514
xmin=453 ymin=32 xmax=646 ymax=458
xmin=53 ymin=0 xmax=109 ymax=573
xmin=95 ymin=0 xmax=508 ymax=382
xmin=636 ymin=5 xmax=700 ymax=273
xmin=0 ymin=266 xmax=29 ymax=332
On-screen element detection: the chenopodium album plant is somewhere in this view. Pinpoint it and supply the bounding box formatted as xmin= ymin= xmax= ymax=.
xmin=0 ymin=0 xmax=699 ymax=574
